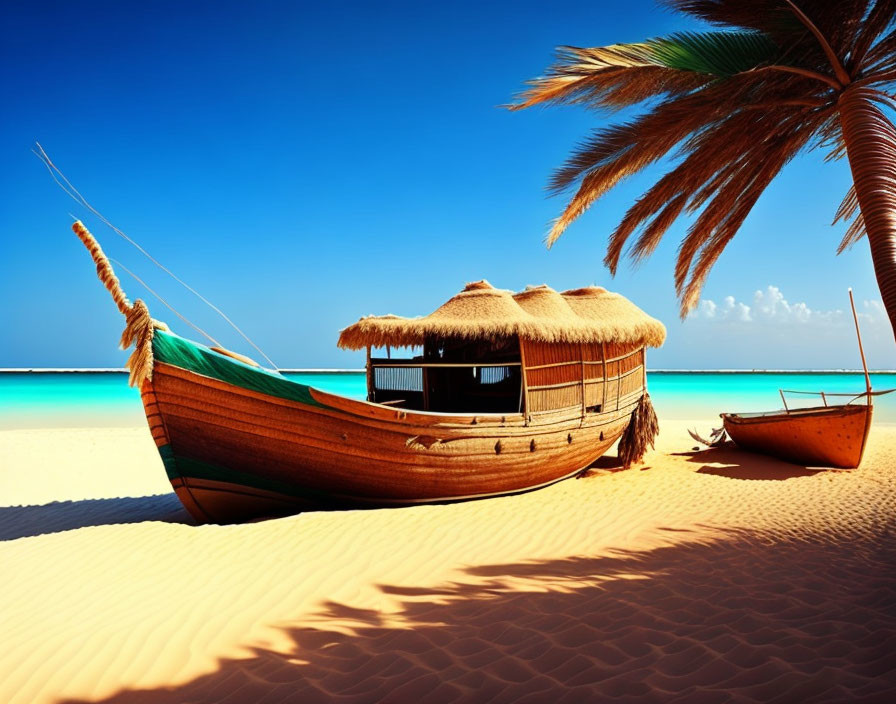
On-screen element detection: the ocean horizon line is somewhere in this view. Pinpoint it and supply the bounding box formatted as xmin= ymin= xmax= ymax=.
xmin=2 ymin=368 xmax=894 ymax=374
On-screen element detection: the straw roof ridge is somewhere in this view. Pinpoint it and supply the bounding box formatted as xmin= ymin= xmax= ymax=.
xmin=338 ymin=280 xmax=666 ymax=350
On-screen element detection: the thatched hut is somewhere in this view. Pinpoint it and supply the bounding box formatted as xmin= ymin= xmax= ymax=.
xmin=339 ymin=280 xmax=665 ymax=416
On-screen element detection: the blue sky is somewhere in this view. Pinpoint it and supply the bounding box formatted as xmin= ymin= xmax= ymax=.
xmin=1 ymin=0 xmax=891 ymax=370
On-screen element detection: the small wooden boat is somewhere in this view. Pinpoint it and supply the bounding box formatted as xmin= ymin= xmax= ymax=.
xmin=722 ymin=402 xmax=873 ymax=469
xmin=69 ymin=222 xmax=666 ymax=523
xmin=721 ymin=290 xmax=892 ymax=469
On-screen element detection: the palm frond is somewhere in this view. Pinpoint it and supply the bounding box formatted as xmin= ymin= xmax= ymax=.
xmin=661 ymin=0 xmax=797 ymax=34
xmin=837 ymin=214 xmax=869 ymax=253
xmin=833 ymin=184 xmax=868 ymax=252
xmin=547 ymin=69 xmax=794 ymax=197
xmin=648 ymin=31 xmax=781 ymax=76
xmin=835 ymin=184 xmax=861 ymax=223
xmin=848 ymin=0 xmax=896 ymax=73
xmin=630 ymin=193 xmax=690 ymax=265
xmin=602 ymin=86 xmax=829 ymax=268
xmin=863 ymin=29 xmax=896 ymax=76
xmin=664 ymin=0 xmax=873 ymax=45
xmin=603 ymin=109 xmax=776 ymax=271
xmin=513 ymin=0 xmax=896 ymax=314
xmin=676 ymin=120 xmax=815 ymax=315
xmin=510 ymin=31 xmax=780 ymax=112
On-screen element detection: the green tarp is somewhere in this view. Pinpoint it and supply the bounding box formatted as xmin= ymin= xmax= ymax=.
xmin=152 ymin=330 xmax=324 ymax=408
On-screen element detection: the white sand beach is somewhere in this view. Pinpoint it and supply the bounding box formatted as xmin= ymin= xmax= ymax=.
xmin=2 ymin=420 xmax=895 ymax=703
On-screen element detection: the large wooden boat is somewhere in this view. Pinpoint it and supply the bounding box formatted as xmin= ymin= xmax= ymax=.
xmin=70 ymin=222 xmax=666 ymax=522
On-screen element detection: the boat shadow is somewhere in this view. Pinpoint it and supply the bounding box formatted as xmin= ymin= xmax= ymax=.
xmin=0 ymin=445 xmax=818 ymax=541
xmin=0 ymin=494 xmax=194 ymax=541
xmin=677 ymin=443 xmax=821 ymax=480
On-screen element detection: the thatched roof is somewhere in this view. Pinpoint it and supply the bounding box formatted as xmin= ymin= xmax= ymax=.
xmin=338 ymin=280 xmax=666 ymax=350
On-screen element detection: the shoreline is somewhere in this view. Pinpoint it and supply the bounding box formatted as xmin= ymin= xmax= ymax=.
xmin=3 ymin=368 xmax=895 ymax=374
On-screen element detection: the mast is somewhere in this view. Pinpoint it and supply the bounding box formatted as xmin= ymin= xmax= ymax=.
xmin=848 ymin=288 xmax=872 ymax=399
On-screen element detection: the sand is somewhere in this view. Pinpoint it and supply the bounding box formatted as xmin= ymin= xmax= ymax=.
xmin=1 ymin=420 xmax=894 ymax=703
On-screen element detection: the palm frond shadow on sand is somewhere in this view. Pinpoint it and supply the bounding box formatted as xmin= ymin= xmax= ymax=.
xmin=63 ymin=525 xmax=896 ymax=704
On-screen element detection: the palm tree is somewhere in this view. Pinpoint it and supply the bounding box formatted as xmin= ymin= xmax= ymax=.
xmin=511 ymin=0 xmax=896 ymax=339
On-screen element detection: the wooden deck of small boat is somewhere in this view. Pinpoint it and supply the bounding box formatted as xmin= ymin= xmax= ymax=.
xmin=721 ymin=403 xmax=873 ymax=469
xmin=143 ymin=362 xmax=640 ymax=522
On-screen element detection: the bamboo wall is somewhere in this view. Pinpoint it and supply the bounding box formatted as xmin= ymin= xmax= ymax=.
xmin=521 ymin=339 xmax=645 ymax=414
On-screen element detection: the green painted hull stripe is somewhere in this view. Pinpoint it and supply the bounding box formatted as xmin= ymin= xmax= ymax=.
xmin=158 ymin=444 xmax=180 ymax=481
xmin=151 ymin=330 xmax=324 ymax=408
xmin=158 ymin=444 xmax=332 ymax=501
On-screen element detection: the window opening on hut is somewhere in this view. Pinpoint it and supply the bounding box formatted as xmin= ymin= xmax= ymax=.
xmin=368 ymin=336 xmax=523 ymax=414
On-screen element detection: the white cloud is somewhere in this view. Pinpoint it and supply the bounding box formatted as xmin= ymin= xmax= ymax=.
xmin=865 ymin=299 xmax=886 ymax=320
xmin=696 ymin=294 xmax=751 ymax=322
xmin=691 ymin=285 xmax=886 ymax=327
xmin=665 ymin=286 xmax=894 ymax=369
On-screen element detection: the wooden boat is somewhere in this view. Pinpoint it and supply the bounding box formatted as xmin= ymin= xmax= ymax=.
xmin=721 ymin=290 xmax=892 ymax=469
xmin=70 ymin=222 xmax=666 ymax=523
xmin=721 ymin=402 xmax=873 ymax=469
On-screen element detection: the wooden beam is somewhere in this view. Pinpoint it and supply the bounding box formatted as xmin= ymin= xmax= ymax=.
xmin=366 ymin=346 xmax=374 ymax=402
xmin=580 ymin=343 xmax=586 ymax=418
xmin=602 ymin=342 xmax=608 ymax=411
xmin=519 ymin=337 xmax=531 ymax=420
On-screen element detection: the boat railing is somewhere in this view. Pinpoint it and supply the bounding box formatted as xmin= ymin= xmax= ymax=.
xmin=778 ymin=388 xmax=894 ymax=411
xmin=368 ymin=358 xmax=524 ymax=410
xmin=369 ymin=360 xmax=521 ymax=389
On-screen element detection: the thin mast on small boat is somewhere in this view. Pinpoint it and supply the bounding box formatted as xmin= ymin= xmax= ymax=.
xmin=847 ymin=288 xmax=872 ymax=399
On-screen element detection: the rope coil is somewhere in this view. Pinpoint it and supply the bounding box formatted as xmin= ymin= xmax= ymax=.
xmin=73 ymin=221 xmax=161 ymax=387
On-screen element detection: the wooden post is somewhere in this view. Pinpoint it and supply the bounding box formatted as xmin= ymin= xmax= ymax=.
xmin=366 ymin=346 xmax=374 ymax=402
xmin=848 ymin=288 xmax=873 ymax=400
xmin=579 ymin=343 xmax=586 ymax=418
xmin=615 ymin=346 xmax=621 ymax=411
xmin=519 ymin=337 xmax=531 ymax=420
xmin=780 ymin=389 xmax=789 ymax=413
xmin=642 ymin=348 xmax=647 ymax=392
xmin=422 ymin=341 xmax=431 ymax=412
xmin=601 ymin=342 xmax=608 ymax=411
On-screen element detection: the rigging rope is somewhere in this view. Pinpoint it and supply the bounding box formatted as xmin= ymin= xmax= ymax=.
xmin=72 ymin=221 xmax=158 ymax=387
xmin=34 ymin=142 xmax=279 ymax=370
xmin=110 ymin=257 xmax=224 ymax=349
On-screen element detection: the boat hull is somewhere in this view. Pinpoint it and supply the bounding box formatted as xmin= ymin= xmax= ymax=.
xmin=721 ymin=404 xmax=873 ymax=469
xmin=142 ymin=332 xmax=640 ymax=522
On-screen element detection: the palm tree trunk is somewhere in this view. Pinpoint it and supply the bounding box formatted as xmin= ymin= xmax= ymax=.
xmin=838 ymin=86 xmax=896 ymax=344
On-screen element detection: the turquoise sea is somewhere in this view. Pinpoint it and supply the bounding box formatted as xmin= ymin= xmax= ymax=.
xmin=1 ymin=371 xmax=894 ymax=429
